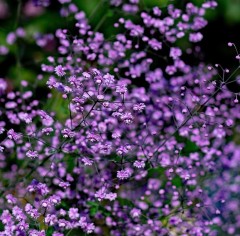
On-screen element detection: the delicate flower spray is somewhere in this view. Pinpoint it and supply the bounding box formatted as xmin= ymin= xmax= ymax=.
xmin=0 ymin=0 xmax=240 ymax=235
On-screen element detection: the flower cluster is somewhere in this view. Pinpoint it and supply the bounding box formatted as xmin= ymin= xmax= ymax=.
xmin=1 ymin=0 xmax=240 ymax=235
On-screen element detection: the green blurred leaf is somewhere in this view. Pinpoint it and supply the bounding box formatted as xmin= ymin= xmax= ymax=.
xmin=172 ymin=175 xmax=182 ymax=188
xmin=118 ymin=197 xmax=134 ymax=207
xmin=148 ymin=167 xmax=165 ymax=177
xmin=181 ymin=139 xmax=199 ymax=155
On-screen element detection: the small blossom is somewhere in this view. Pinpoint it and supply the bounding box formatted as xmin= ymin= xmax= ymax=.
xmin=82 ymin=157 xmax=93 ymax=166
xmin=59 ymin=181 xmax=70 ymax=189
xmin=189 ymin=32 xmax=203 ymax=42
xmin=130 ymin=208 xmax=141 ymax=218
xmin=105 ymin=192 xmax=117 ymax=201
xmin=18 ymin=112 xmax=32 ymax=124
xmin=86 ymin=223 xmax=95 ymax=234
xmin=149 ymin=38 xmax=162 ymax=51
xmin=7 ymin=129 xmax=22 ymax=141
xmin=133 ymin=103 xmax=146 ymax=113
xmin=116 ymin=84 xmax=127 ymax=94
xmin=117 ymin=169 xmax=131 ymax=180
xmin=27 ymin=181 xmax=49 ymax=196
xmin=82 ymin=72 xmax=91 ymax=79
xmin=68 ymin=208 xmax=79 ymax=220
xmin=103 ymin=73 xmax=115 ymax=85
xmin=170 ymin=47 xmax=182 ymax=59
xmin=42 ymin=127 xmax=54 ymax=135
xmin=54 ymin=65 xmax=66 ymax=77
xmin=62 ymin=128 xmax=75 ymax=138
xmin=26 ymin=150 xmax=39 ymax=159
xmin=120 ymin=112 xmax=134 ymax=124
xmin=25 ymin=203 xmax=40 ymax=219
xmin=86 ymin=133 xmax=100 ymax=142
xmin=6 ymin=194 xmax=17 ymax=204
xmin=95 ymin=187 xmax=106 ymax=201
xmin=133 ymin=160 xmax=145 ymax=168
xmin=49 ymin=195 xmax=61 ymax=205
xmin=45 ymin=214 xmax=58 ymax=226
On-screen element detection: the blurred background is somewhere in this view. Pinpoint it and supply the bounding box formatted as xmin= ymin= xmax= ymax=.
xmin=1 ymin=0 xmax=240 ymax=85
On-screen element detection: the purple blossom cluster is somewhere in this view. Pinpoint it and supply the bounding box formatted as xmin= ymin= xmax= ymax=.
xmin=1 ymin=0 xmax=240 ymax=235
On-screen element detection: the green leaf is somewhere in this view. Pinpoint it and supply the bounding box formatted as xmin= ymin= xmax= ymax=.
xmin=147 ymin=167 xmax=165 ymax=177
xmin=46 ymin=227 xmax=54 ymax=236
xmin=182 ymin=139 xmax=199 ymax=155
xmin=118 ymin=198 xmax=134 ymax=207
xmin=172 ymin=175 xmax=182 ymax=188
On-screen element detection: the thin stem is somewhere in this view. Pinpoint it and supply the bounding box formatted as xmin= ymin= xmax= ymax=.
xmin=150 ymin=66 xmax=240 ymax=160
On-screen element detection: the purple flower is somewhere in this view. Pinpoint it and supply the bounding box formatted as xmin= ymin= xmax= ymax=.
xmin=189 ymin=32 xmax=203 ymax=42
xmin=0 ymin=1 xmax=236 ymax=235
xmin=105 ymin=192 xmax=117 ymax=201
xmin=82 ymin=157 xmax=93 ymax=166
xmin=0 ymin=146 xmax=4 ymax=152
xmin=26 ymin=150 xmax=39 ymax=159
xmin=133 ymin=160 xmax=145 ymax=168
xmin=32 ymin=0 xmax=50 ymax=7
xmin=61 ymin=128 xmax=75 ymax=138
xmin=42 ymin=127 xmax=53 ymax=135
xmin=103 ymin=73 xmax=115 ymax=86
xmin=120 ymin=112 xmax=134 ymax=124
xmin=7 ymin=129 xmax=22 ymax=141
xmin=133 ymin=103 xmax=146 ymax=113
xmin=54 ymin=65 xmax=66 ymax=77
xmin=170 ymin=47 xmax=182 ymax=59
xmin=130 ymin=208 xmax=141 ymax=218
xmin=117 ymin=169 xmax=131 ymax=180
xmin=149 ymin=39 xmax=162 ymax=51
xmin=68 ymin=208 xmax=79 ymax=220
xmin=116 ymin=84 xmax=128 ymax=94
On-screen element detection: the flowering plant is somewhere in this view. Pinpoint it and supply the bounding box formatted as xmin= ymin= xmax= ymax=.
xmin=0 ymin=0 xmax=240 ymax=235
